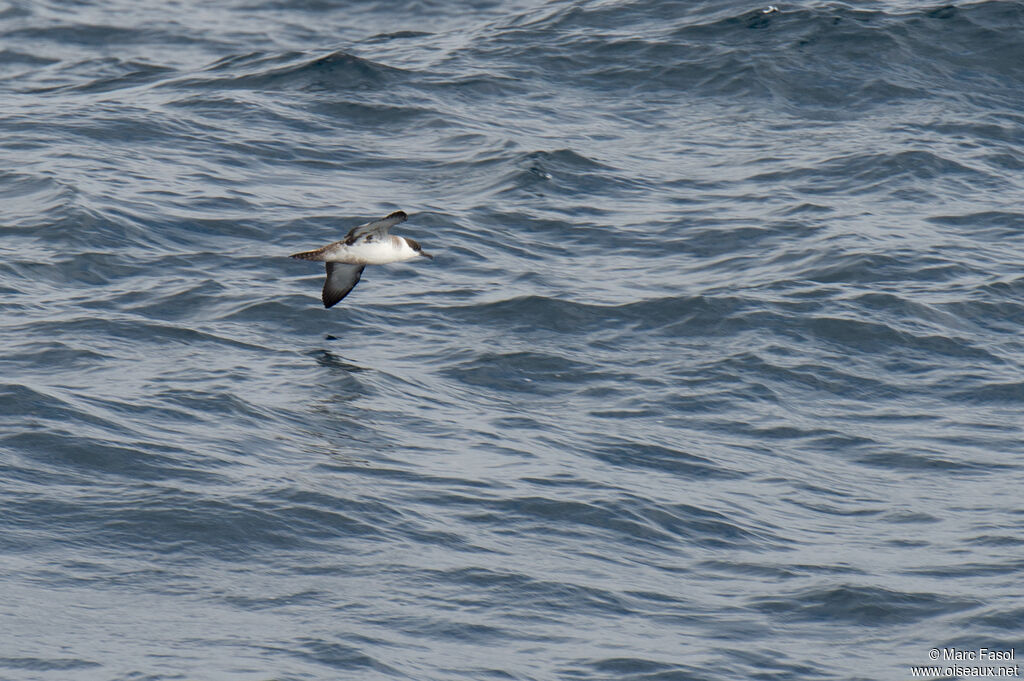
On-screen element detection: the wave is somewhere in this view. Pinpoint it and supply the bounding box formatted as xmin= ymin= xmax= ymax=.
xmin=463 ymin=0 xmax=1024 ymax=108
xmin=174 ymin=49 xmax=409 ymax=92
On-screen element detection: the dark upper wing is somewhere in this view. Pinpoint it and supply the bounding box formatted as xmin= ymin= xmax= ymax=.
xmin=343 ymin=210 xmax=407 ymax=245
xmin=322 ymin=262 xmax=365 ymax=308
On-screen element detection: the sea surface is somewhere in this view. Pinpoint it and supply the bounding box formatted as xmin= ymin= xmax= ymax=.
xmin=2 ymin=1 xmax=1024 ymax=679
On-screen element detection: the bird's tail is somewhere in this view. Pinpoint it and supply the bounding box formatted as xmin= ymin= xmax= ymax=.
xmin=290 ymin=246 xmax=329 ymax=261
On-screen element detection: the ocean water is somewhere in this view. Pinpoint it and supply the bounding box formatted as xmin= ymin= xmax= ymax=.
xmin=2 ymin=0 xmax=1024 ymax=679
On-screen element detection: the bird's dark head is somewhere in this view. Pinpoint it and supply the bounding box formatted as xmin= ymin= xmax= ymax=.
xmin=404 ymin=237 xmax=433 ymax=259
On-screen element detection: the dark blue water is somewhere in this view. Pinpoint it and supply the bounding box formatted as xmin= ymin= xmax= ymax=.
xmin=3 ymin=1 xmax=1024 ymax=679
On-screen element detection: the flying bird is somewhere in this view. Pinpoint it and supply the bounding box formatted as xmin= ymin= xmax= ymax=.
xmin=290 ymin=210 xmax=432 ymax=308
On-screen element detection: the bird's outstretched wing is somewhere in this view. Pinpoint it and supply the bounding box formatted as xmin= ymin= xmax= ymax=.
xmin=322 ymin=262 xmax=365 ymax=308
xmin=343 ymin=210 xmax=407 ymax=245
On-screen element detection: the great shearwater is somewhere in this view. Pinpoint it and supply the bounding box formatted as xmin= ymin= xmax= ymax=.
xmin=290 ymin=210 xmax=432 ymax=308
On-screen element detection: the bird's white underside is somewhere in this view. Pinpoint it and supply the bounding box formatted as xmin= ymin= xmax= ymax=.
xmin=321 ymin=236 xmax=421 ymax=265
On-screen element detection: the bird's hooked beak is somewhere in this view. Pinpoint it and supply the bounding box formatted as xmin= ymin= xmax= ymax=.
xmin=421 ymin=251 xmax=434 ymax=260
